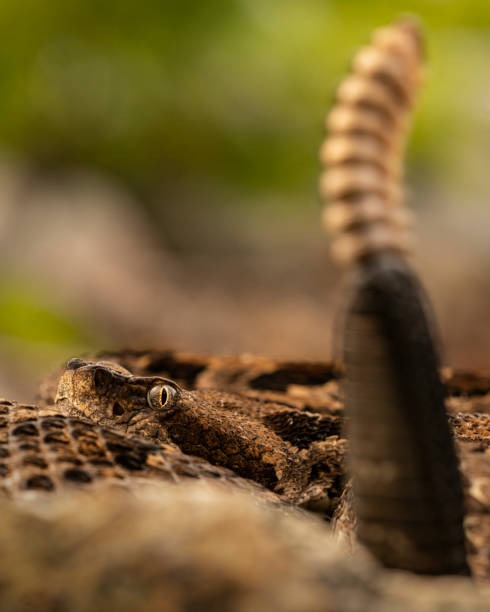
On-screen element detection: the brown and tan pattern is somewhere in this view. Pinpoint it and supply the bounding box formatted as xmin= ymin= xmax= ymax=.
xmin=0 ymin=16 xmax=487 ymax=612
xmin=54 ymin=359 xmax=345 ymax=509
xmin=40 ymin=350 xmax=489 ymax=579
xmin=37 ymin=348 xmax=343 ymax=409
xmin=319 ymin=18 xmax=423 ymax=264
xmin=3 ymin=16 xmax=485 ymax=605
xmin=0 ymin=398 xmax=283 ymax=506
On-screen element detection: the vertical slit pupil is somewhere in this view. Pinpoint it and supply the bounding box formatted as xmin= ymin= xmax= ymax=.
xmin=160 ymin=387 xmax=168 ymax=406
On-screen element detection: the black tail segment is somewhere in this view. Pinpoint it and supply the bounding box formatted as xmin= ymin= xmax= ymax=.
xmin=343 ymin=252 xmax=470 ymax=575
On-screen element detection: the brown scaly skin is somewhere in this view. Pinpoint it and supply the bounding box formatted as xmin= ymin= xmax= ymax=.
xmin=0 ymin=18 xmax=486 ymax=606
xmin=51 ymin=349 xmax=490 ymax=578
xmin=51 ymin=353 xmax=490 ymax=579
xmin=55 ymin=359 xmax=345 ymax=506
xmin=41 ymin=12 xmax=489 ymax=578
xmin=0 ymin=398 xmax=284 ymax=506
xmin=39 ymin=348 xmax=343 ymax=414
xmin=39 ymin=345 xmax=490 ymax=417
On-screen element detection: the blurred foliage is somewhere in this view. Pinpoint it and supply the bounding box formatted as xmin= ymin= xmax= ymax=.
xmin=0 ymin=0 xmax=489 ymax=197
xmin=2 ymin=0 xmax=490 ymax=384
xmin=0 ymin=277 xmax=95 ymax=374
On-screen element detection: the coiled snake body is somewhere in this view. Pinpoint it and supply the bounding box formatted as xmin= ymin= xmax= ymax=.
xmin=0 ymin=17 xmax=488 ymax=611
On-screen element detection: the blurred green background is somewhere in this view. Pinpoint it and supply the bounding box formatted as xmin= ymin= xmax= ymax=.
xmin=2 ymin=0 xmax=490 ymax=399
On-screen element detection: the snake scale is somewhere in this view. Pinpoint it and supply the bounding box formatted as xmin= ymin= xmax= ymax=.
xmin=0 ymin=17 xmax=489 ymax=611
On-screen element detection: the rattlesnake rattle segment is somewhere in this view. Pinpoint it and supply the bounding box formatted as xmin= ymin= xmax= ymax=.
xmin=321 ymin=19 xmax=470 ymax=575
xmin=320 ymin=18 xmax=422 ymax=265
xmin=0 ymin=16 xmax=488 ymax=612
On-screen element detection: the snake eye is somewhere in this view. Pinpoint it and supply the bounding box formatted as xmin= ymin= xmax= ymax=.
xmin=147 ymin=384 xmax=179 ymax=411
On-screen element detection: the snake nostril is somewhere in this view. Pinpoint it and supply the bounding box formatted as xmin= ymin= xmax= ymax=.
xmin=66 ymin=358 xmax=85 ymax=371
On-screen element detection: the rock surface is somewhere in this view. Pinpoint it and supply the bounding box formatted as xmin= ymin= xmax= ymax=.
xmin=0 ymin=483 xmax=489 ymax=612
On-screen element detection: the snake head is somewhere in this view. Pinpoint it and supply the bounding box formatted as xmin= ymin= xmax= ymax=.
xmin=55 ymin=358 xmax=183 ymax=440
